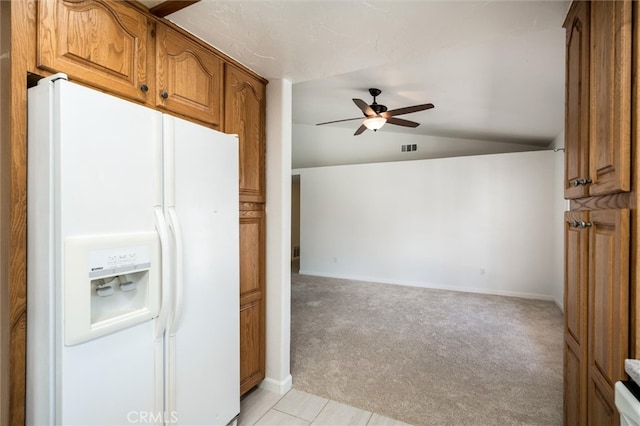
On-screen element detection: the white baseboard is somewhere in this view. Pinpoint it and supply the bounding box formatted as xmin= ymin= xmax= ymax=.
xmin=298 ymin=269 xmax=557 ymax=302
xmin=259 ymin=374 xmax=292 ymax=395
xmin=554 ymin=298 xmax=564 ymax=313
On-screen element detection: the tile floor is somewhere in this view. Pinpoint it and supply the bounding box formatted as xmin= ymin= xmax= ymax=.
xmin=238 ymin=388 xmax=410 ymax=426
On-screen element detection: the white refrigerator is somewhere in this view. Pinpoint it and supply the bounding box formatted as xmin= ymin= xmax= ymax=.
xmin=26 ymin=74 xmax=240 ymax=425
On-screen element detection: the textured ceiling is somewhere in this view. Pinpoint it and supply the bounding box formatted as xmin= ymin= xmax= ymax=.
xmin=155 ymin=0 xmax=570 ymax=167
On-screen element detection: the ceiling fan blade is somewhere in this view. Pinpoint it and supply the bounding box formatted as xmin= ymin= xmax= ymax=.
xmin=383 ymin=103 xmax=434 ymax=118
xmin=386 ymin=117 xmax=420 ymax=128
xmin=316 ymin=117 xmax=366 ymax=126
xmin=354 ymin=124 xmax=367 ymax=136
xmin=353 ymin=99 xmax=375 ymax=116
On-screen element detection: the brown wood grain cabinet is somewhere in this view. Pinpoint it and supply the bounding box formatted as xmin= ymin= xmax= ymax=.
xmin=564 ymin=1 xmax=590 ymax=200
xmin=225 ymin=64 xmax=267 ymax=203
xmin=588 ymin=1 xmax=632 ymax=197
xmin=155 ymin=23 xmax=224 ymax=127
xmin=37 ymin=0 xmax=153 ymax=103
xmin=226 ymin=63 xmax=267 ymax=395
xmin=564 ymin=210 xmax=589 ymax=425
xmin=239 ymin=206 xmax=266 ymax=395
xmin=564 ymin=0 xmax=632 ymax=199
xmin=564 ymin=209 xmax=630 ymax=425
xmin=563 ymin=2 xmax=635 ymax=424
xmin=587 ymin=209 xmax=629 ymax=426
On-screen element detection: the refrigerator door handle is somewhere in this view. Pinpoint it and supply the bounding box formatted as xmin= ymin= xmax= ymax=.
xmin=154 ymin=206 xmax=172 ymax=340
xmin=167 ymin=207 xmax=184 ymax=336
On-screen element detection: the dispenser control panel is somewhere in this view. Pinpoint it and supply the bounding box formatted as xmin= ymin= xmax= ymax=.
xmin=88 ymin=245 xmax=151 ymax=277
xmin=64 ymin=232 xmax=160 ymax=346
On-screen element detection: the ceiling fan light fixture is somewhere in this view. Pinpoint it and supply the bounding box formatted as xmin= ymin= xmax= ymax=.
xmin=315 ymin=89 xmax=433 ymax=136
xmin=363 ymin=116 xmax=386 ymax=131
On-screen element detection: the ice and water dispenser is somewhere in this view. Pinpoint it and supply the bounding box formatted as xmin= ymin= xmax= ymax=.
xmin=64 ymin=233 xmax=161 ymax=346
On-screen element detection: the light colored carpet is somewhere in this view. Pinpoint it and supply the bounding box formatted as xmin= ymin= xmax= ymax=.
xmin=290 ymin=273 xmax=563 ymax=426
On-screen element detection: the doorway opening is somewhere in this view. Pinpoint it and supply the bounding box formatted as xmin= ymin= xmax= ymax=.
xmin=291 ymin=174 xmax=300 ymax=274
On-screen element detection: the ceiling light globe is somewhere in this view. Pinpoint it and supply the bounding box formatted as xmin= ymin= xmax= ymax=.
xmin=363 ymin=117 xmax=386 ymax=131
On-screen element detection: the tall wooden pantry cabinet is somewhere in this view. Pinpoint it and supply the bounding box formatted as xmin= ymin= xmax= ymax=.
xmin=225 ymin=64 xmax=268 ymax=395
xmin=562 ymin=1 xmax=635 ymax=424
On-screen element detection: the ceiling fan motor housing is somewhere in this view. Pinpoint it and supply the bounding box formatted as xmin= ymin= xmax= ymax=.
xmin=368 ymin=88 xmax=387 ymax=114
xmin=371 ymin=104 xmax=387 ymax=114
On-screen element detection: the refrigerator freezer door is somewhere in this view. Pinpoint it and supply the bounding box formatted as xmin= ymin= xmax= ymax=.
xmin=27 ymin=77 xmax=164 ymax=424
xmin=164 ymin=115 xmax=240 ymax=424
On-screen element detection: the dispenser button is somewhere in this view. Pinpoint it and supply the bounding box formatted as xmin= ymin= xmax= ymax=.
xmin=96 ymin=285 xmax=114 ymax=297
xmin=120 ymin=281 xmax=137 ymax=292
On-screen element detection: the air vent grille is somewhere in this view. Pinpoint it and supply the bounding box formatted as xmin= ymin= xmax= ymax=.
xmin=401 ymin=144 xmax=417 ymax=152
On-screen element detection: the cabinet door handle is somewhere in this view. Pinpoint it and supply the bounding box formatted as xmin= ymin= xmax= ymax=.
xmin=160 ymin=91 xmax=169 ymax=99
xmin=571 ymin=177 xmax=592 ymax=187
xmin=570 ymin=220 xmax=592 ymax=229
xmin=140 ymin=84 xmax=149 ymax=93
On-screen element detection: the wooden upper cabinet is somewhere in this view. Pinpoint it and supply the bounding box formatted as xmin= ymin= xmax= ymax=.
xmin=155 ymin=24 xmax=223 ymax=127
xmin=588 ymin=0 xmax=631 ymax=197
xmin=37 ymin=0 xmax=152 ymax=103
xmin=563 ymin=0 xmax=631 ymax=199
xmin=564 ymin=1 xmax=590 ymax=199
xmin=225 ymin=65 xmax=266 ymax=203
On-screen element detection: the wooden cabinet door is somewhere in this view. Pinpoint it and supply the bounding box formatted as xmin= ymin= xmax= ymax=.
xmin=588 ymin=378 xmax=617 ymax=426
xmin=225 ymin=65 xmax=266 ymax=203
xmin=564 ymin=211 xmax=589 ymax=426
xmin=239 ymin=206 xmax=265 ymax=394
xmin=588 ymin=1 xmax=631 ymax=196
xmin=564 ymin=1 xmax=590 ymax=199
xmin=156 ymin=24 xmax=223 ymax=126
xmin=37 ymin=0 xmax=152 ymax=103
xmin=587 ymin=209 xmax=629 ymax=425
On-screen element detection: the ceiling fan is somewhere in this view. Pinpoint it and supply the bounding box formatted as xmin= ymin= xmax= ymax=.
xmin=316 ymin=88 xmax=435 ymax=136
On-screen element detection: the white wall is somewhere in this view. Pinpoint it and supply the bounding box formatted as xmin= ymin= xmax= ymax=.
xmin=296 ymin=150 xmax=558 ymax=300
xmin=263 ymin=79 xmax=292 ymax=394
xmin=550 ymin=132 xmax=568 ymax=311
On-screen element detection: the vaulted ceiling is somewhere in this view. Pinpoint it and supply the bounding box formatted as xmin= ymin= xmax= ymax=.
xmin=143 ymin=0 xmax=570 ymax=168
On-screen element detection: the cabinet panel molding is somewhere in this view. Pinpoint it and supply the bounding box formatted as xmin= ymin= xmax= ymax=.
xmin=239 ymin=208 xmax=265 ymax=394
xmin=225 ymin=64 xmax=266 ymax=203
xmin=240 ymin=218 xmax=263 ymax=296
xmin=156 ymin=23 xmax=223 ymax=126
xmin=563 ymin=207 xmax=630 ymax=426
xmin=588 ymin=376 xmax=617 ymax=426
xmin=587 ymin=209 xmax=629 ymax=425
xmin=565 ymin=211 xmax=589 ymax=347
xmin=37 ymin=0 xmax=151 ymax=103
xmin=589 ymin=0 xmax=632 ymax=196
xmin=564 ymin=210 xmax=589 ymax=425
xmin=564 ymin=342 xmax=586 ymax=426
xmin=239 ymin=299 xmax=264 ymax=394
xmin=564 ymin=0 xmax=590 ymax=199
